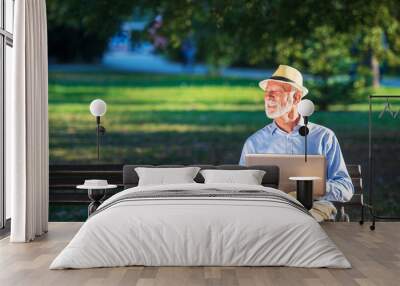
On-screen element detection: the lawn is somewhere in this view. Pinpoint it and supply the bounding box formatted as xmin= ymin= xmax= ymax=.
xmin=48 ymin=69 xmax=400 ymax=219
xmin=49 ymin=72 xmax=265 ymax=164
xmin=49 ymin=70 xmax=400 ymax=163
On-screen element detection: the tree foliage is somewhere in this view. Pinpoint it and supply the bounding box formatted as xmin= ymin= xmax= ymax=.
xmin=46 ymin=0 xmax=400 ymax=108
xmin=46 ymin=0 xmax=140 ymax=62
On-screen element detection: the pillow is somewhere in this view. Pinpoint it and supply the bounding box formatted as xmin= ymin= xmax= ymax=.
xmin=200 ymin=169 xmax=266 ymax=185
xmin=135 ymin=167 xmax=201 ymax=186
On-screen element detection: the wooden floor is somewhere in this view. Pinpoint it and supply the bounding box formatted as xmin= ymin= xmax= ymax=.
xmin=0 ymin=222 xmax=399 ymax=286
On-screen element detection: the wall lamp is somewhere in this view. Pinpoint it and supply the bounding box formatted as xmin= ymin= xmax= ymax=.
xmin=298 ymin=99 xmax=315 ymax=162
xmin=89 ymin=99 xmax=107 ymax=160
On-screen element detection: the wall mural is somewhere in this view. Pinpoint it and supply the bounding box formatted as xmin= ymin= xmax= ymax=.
xmin=369 ymin=95 xmax=400 ymax=230
xmin=379 ymin=98 xmax=400 ymax=119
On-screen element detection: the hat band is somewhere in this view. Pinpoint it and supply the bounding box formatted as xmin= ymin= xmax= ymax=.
xmin=269 ymin=76 xmax=297 ymax=85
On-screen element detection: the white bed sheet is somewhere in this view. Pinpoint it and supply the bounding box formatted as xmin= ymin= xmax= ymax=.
xmin=50 ymin=183 xmax=350 ymax=269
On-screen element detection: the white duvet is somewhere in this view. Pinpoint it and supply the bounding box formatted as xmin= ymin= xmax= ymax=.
xmin=50 ymin=183 xmax=351 ymax=269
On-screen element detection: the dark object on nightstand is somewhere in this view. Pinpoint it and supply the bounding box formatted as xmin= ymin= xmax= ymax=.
xmin=296 ymin=180 xmax=314 ymax=210
xmin=289 ymin=176 xmax=320 ymax=210
xmin=77 ymin=182 xmax=117 ymax=216
xmin=88 ymin=189 xmax=106 ymax=216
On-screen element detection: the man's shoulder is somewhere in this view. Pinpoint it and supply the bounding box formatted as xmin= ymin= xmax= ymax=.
xmin=244 ymin=124 xmax=273 ymax=144
xmin=309 ymin=122 xmax=336 ymax=138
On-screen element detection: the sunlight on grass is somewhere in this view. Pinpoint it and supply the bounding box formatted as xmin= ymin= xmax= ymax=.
xmin=49 ymin=70 xmax=399 ymax=164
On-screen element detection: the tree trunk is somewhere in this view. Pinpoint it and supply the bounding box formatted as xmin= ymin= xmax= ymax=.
xmin=371 ymin=54 xmax=380 ymax=88
xmin=318 ymin=102 xmax=328 ymax=111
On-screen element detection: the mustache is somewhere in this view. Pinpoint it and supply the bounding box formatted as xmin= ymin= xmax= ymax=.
xmin=265 ymin=100 xmax=279 ymax=107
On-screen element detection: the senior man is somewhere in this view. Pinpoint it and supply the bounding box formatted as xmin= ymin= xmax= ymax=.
xmin=239 ymin=65 xmax=354 ymax=204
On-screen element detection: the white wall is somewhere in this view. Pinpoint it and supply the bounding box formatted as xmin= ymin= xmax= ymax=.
xmin=6 ymin=0 xmax=14 ymax=33
xmin=5 ymin=44 xmax=12 ymax=219
xmin=4 ymin=0 xmax=15 ymax=220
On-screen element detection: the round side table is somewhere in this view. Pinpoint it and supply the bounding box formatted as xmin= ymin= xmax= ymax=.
xmin=77 ymin=184 xmax=117 ymax=216
xmin=289 ymin=176 xmax=321 ymax=210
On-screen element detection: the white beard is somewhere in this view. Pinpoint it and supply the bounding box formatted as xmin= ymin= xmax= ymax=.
xmin=265 ymin=91 xmax=294 ymax=119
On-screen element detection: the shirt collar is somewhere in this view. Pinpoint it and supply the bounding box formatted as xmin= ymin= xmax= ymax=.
xmin=270 ymin=115 xmax=306 ymax=135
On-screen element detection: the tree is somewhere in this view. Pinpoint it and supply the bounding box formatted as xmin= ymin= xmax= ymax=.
xmin=46 ymin=0 xmax=400 ymax=107
xmin=274 ymin=26 xmax=358 ymax=110
xmin=46 ymin=0 xmax=139 ymax=62
xmin=254 ymin=0 xmax=400 ymax=89
xmin=153 ymin=0 xmax=400 ymax=107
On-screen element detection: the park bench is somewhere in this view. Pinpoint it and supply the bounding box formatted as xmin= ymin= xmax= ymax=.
xmin=50 ymin=163 xmax=366 ymax=223
xmin=334 ymin=164 xmax=364 ymax=223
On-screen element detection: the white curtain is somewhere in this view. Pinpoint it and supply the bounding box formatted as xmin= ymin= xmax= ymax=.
xmin=8 ymin=0 xmax=49 ymax=242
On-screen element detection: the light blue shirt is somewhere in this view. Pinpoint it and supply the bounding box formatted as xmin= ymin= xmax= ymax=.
xmin=239 ymin=119 xmax=354 ymax=202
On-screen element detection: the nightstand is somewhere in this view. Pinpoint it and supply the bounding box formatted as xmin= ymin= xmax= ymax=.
xmin=77 ymin=183 xmax=117 ymax=216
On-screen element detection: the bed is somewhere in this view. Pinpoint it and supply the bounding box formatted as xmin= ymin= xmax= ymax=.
xmin=50 ymin=164 xmax=351 ymax=269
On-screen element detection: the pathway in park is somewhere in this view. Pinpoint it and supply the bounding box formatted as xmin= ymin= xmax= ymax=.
xmin=50 ymin=50 xmax=400 ymax=87
xmin=102 ymin=51 xmax=400 ymax=86
xmin=101 ymin=51 xmax=272 ymax=79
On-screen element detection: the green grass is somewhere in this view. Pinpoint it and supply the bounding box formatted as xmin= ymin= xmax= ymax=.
xmin=49 ymin=72 xmax=267 ymax=163
xmin=48 ymin=69 xmax=400 ymax=219
xmin=49 ymin=70 xmax=400 ymax=164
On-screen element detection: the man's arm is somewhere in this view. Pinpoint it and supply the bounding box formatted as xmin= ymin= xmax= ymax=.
xmin=321 ymin=132 xmax=354 ymax=202
xmin=239 ymin=139 xmax=255 ymax=166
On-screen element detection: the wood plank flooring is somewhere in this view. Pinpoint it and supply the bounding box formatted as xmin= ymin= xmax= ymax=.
xmin=0 ymin=222 xmax=399 ymax=286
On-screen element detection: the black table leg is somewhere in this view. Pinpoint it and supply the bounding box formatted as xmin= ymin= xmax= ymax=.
xmin=359 ymin=205 xmax=364 ymax=225
xmin=296 ymin=180 xmax=313 ymax=210
xmin=88 ymin=189 xmax=106 ymax=216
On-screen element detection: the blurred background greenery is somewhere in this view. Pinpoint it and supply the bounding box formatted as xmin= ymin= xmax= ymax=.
xmin=46 ymin=0 xmax=400 ymax=104
xmin=46 ymin=0 xmax=400 ymax=220
xmin=49 ymin=71 xmax=400 ymax=163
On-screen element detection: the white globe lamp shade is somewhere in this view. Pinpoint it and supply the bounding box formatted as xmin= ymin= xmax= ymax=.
xmin=298 ymin=99 xmax=315 ymax=117
xmin=90 ymin=99 xmax=107 ymax=117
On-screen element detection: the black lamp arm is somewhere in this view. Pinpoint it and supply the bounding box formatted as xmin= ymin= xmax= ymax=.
xmin=97 ymin=125 xmax=106 ymax=135
xmin=298 ymin=116 xmax=309 ymax=162
xmin=96 ymin=116 xmax=106 ymax=135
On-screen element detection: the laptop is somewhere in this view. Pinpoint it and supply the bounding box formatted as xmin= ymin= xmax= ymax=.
xmin=245 ymin=154 xmax=326 ymax=197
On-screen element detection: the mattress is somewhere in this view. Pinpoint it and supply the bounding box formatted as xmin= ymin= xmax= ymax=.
xmin=50 ymin=183 xmax=350 ymax=269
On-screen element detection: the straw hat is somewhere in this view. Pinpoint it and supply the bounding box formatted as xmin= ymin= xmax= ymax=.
xmin=258 ymin=65 xmax=308 ymax=97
